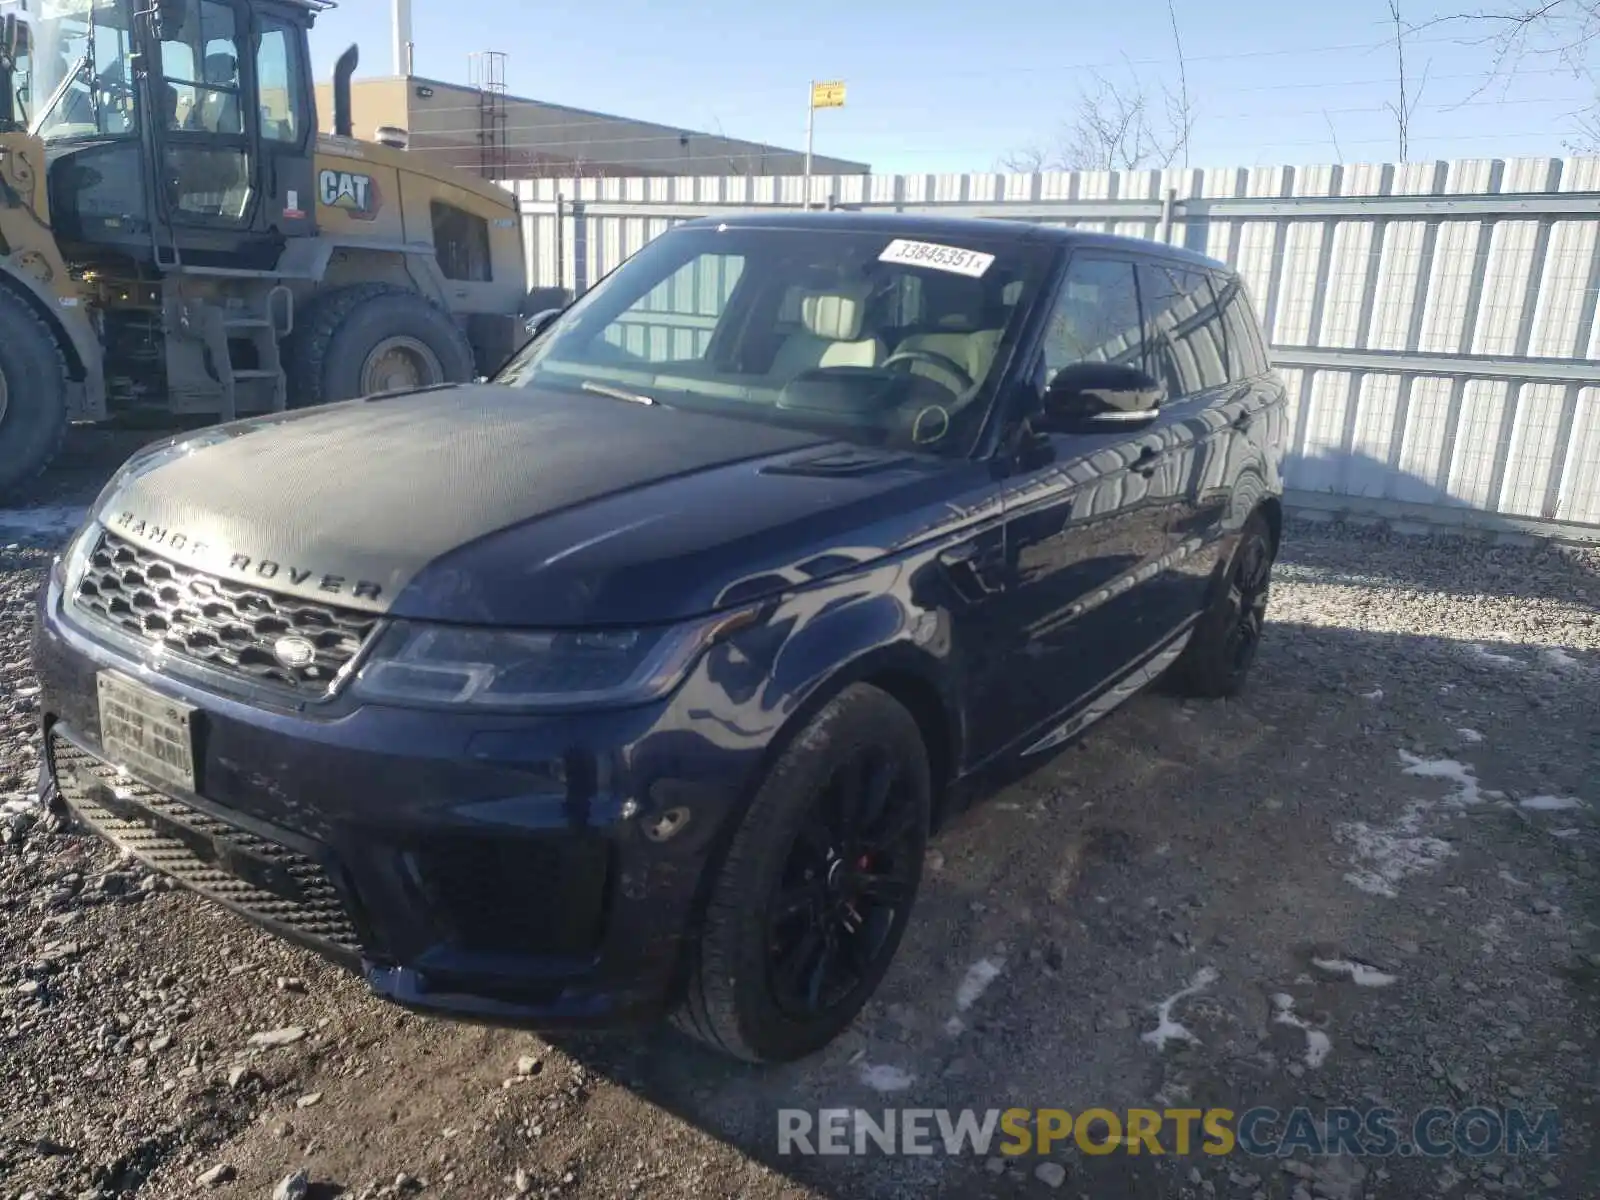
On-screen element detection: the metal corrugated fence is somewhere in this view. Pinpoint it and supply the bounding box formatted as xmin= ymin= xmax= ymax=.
xmin=508 ymin=159 xmax=1600 ymax=541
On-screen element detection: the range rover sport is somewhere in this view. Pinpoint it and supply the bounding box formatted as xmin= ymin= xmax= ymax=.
xmin=34 ymin=213 xmax=1288 ymax=1063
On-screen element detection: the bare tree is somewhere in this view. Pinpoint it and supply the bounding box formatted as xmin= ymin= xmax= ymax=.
xmin=1385 ymin=0 xmax=1431 ymax=158
xmin=1000 ymin=71 xmax=1195 ymax=172
xmin=996 ymin=142 xmax=1050 ymax=173
xmin=1416 ymin=0 xmax=1598 ymax=138
xmin=1167 ymin=0 xmax=1193 ymax=168
xmin=998 ymin=7 xmax=1196 ymax=175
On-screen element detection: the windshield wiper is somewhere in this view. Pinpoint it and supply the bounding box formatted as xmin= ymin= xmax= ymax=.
xmin=581 ymin=380 xmax=657 ymax=407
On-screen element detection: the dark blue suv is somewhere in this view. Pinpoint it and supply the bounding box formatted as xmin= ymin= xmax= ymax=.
xmin=34 ymin=213 xmax=1288 ymax=1063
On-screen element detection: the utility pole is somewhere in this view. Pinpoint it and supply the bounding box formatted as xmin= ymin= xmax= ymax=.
xmin=392 ymin=0 xmax=413 ymax=76
xmin=804 ymin=80 xmax=846 ymax=209
xmin=804 ymin=80 xmax=814 ymax=207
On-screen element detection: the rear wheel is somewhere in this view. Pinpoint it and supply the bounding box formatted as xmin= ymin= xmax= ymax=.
xmin=673 ymin=684 xmax=930 ymax=1063
xmin=0 ymin=287 xmax=70 ymax=499
xmin=287 ymin=284 xmax=475 ymax=407
xmin=1169 ymin=510 xmax=1277 ymax=698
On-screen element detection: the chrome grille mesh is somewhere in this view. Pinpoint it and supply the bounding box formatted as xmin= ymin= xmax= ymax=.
xmin=72 ymin=530 xmax=375 ymax=692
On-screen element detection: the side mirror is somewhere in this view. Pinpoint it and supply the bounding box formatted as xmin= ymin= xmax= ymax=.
xmin=1040 ymin=361 xmax=1164 ymax=432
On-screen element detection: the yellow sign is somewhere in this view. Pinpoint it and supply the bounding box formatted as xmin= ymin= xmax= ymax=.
xmin=811 ymin=81 xmax=847 ymax=109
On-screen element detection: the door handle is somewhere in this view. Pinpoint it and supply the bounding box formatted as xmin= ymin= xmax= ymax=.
xmin=939 ymin=541 xmax=1004 ymax=598
xmin=1232 ymin=411 xmax=1254 ymax=432
xmin=939 ymin=543 xmax=980 ymax=566
xmin=1133 ymin=446 xmax=1161 ymax=477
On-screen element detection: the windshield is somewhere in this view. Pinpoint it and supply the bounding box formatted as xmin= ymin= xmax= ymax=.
xmin=497 ymin=225 xmax=1054 ymax=457
xmin=30 ymin=0 xmax=137 ymax=140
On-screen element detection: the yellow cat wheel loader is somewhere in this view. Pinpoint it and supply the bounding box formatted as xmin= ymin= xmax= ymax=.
xmin=0 ymin=0 xmax=535 ymax=496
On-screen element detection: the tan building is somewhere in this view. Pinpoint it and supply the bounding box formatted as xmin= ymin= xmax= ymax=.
xmin=313 ymin=75 xmax=870 ymax=180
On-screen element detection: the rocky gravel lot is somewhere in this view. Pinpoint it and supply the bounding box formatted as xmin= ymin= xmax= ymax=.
xmin=1 ymin=434 xmax=1597 ymax=1200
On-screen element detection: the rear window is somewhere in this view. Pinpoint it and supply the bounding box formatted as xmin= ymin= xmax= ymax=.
xmin=1217 ymin=274 xmax=1270 ymax=380
xmin=1137 ymin=263 xmax=1229 ymax=396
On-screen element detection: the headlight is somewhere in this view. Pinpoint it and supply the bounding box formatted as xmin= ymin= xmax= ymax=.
xmin=350 ymin=612 xmax=754 ymax=712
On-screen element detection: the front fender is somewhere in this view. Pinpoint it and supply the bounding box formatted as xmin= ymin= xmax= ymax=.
xmin=761 ymin=584 xmax=962 ymax=785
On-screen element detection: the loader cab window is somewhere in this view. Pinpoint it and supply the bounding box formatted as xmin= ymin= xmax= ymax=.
xmin=156 ymin=0 xmax=250 ymax=223
xmin=432 ymin=202 xmax=492 ymax=282
xmin=254 ymin=18 xmax=306 ymax=143
xmin=158 ymin=0 xmax=242 ymax=134
xmin=4 ymin=19 xmax=32 ymax=127
xmin=30 ymin=0 xmax=139 ymax=141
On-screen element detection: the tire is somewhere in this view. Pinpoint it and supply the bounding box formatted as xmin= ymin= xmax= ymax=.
xmin=1169 ymin=510 xmax=1277 ymax=698
xmin=673 ymin=683 xmax=931 ymax=1063
xmin=0 ymin=286 xmax=70 ymax=500
xmin=285 ymin=284 xmax=475 ymax=408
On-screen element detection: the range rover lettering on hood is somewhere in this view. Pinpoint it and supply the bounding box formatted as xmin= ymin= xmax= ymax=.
xmin=94 ymin=385 xmax=830 ymax=618
xmin=110 ymin=511 xmax=386 ymax=604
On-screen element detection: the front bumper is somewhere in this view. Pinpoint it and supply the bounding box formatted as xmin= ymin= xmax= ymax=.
xmin=33 ymin=572 xmax=763 ymax=1028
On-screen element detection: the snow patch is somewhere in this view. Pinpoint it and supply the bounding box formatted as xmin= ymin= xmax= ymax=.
xmin=858 ymin=1063 xmax=915 ymax=1092
xmin=1550 ymin=828 xmax=1581 ymax=840
xmin=1141 ymin=966 xmax=1218 ymax=1052
xmin=1541 ymin=647 xmax=1581 ymax=671
xmin=943 ymin=1016 xmax=966 ymax=1037
xmin=1455 ymin=728 xmax=1484 ymax=744
xmin=1360 ymin=688 xmax=1384 ymax=701
xmin=954 ymin=958 xmax=1003 ymax=1012
xmin=1311 ymin=958 xmax=1397 ymax=988
xmin=1520 ymin=794 xmax=1584 ymax=812
xmin=0 ymin=505 xmax=88 ymax=543
xmin=1398 ymin=751 xmax=1485 ymax=807
xmin=1335 ymin=804 xmax=1455 ymax=898
xmin=1272 ymin=994 xmax=1331 ymax=1068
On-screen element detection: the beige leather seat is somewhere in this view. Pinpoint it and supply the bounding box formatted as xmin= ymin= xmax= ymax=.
xmin=770 ymin=284 xmax=884 ymax=379
xmin=894 ymin=325 xmax=1004 ymax=387
xmin=892 ymin=275 xmax=1006 ymax=390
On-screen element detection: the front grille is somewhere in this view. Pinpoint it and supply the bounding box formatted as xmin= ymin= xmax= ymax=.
xmin=49 ymin=735 xmax=364 ymax=956
xmin=73 ymin=530 xmax=377 ymax=693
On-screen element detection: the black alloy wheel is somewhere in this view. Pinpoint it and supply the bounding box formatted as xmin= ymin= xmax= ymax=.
xmin=1168 ymin=509 xmax=1278 ymax=698
xmin=765 ymin=745 xmax=921 ymax=1019
xmin=673 ymin=683 xmax=932 ymax=1063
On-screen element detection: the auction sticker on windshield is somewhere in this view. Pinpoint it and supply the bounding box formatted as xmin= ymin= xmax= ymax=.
xmin=878 ymin=239 xmax=996 ymax=278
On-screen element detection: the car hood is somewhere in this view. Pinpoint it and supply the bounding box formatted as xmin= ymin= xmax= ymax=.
xmin=94 ymin=385 xmax=979 ymax=626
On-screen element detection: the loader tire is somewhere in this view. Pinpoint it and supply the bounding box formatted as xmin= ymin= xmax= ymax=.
xmin=0 ymin=286 xmax=70 ymax=500
xmin=287 ymin=284 xmax=476 ymax=407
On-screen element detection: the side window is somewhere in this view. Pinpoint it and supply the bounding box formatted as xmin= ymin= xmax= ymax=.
xmin=1039 ymin=257 xmax=1143 ymax=386
xmin=1137 ymin=263 xmax=1229 ymax=397
xmin=431 ymin=202 xmax=492 ymax=282
xmin=159 ymin=0 xmax=243 ymax=135
xmin=255 ymin=19 xmax=307 ymax=144
xmin=599 ymin=253 xmax=745 ymax=364
xmin=1218 ymin=275 xmax=1269 ymax=380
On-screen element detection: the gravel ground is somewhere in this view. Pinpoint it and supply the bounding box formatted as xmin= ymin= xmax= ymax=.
xmin=2 ymin=433 xmax=1598 ymax=1200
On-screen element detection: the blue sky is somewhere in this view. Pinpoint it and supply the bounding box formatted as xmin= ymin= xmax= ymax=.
xmin=308 ymin=0 xmax=1598 ymax=173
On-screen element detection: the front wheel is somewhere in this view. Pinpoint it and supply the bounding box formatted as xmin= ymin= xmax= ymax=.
xmin=1169 ymin=509 xmax=1277 ymax=698
xmin=286 ymin=284 xmax=476 ymax=407
xmin=673 ymin=684 xmax=931 ymax=1063
xmin=0 ymin=287 xmax=70 ymax=499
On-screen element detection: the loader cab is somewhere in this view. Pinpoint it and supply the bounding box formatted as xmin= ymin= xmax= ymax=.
xmin=30 ymin=0 xmax=320 ymax=267
xmin=0 ymin=8 xmax=31 ymax=131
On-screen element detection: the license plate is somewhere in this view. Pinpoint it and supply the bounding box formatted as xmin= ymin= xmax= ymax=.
xmin=97 ymin=672 xmax=197 ymax=793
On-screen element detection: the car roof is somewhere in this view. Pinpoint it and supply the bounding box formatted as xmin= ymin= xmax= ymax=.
xmin=676 ymin=210 xmax=1230 ymax=274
